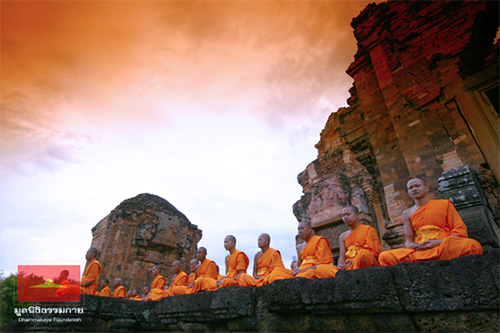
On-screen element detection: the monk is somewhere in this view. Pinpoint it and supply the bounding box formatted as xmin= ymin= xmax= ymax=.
xmin=169 ymin=259 xmax=199 ymax=295
xmin=80 ymin=247 xmax=101 ymax=295
xmin=195 ymin=247 xmax=218 ymax=280
xmin=252 ymin=233 xmax=285 ymax=286
xmin=269 ymin=222 xmax=338 ymax=280
xmin=217 ymin=235 xmax=257 ymax=288
xmin=378 ymin=177 xmax=483 ymax=266
xmin=146 ymin=265 xmax=166 ymax=300
xmin=162 ymin=260 xmax=188 ymax=297
xmin=112 ymin=278 xmax=126 ymax=298
xmin=98 ymin=278 xmax=111 ymax=297
xmin=295 ymin=234 xmax=306 ymax=266
xmin=130 ymin=289 xmax=141 ymax=300
xmin=141 ymin=286 xmax=150 ymax=301
xmin=338 ymin=205 xmax=382 ymax=271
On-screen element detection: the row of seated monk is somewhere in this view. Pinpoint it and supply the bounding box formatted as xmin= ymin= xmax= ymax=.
xmin=79 ymin=177 xmax=484 ymax=300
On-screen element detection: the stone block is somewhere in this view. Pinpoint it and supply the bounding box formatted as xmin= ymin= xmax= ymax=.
xmin=329 ymin=267 xmax=402 ymax=313
xmin=456 ymin=206 xmax=500 ymax=246
xmin=254 ymin=277 xmax=308 ymax=314
xmin=392 ymin=250 xmax=499 ymax=312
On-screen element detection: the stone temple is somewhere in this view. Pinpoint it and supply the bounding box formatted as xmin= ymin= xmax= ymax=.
xmin=90 ymin=193 xmax=202 ymax=292
xmin=293 ymin=0 xmax=500 ymax=256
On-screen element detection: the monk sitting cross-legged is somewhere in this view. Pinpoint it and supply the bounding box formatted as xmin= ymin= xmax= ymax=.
xmin=189 ymin=247 xmax=220 ymax=293
xmin=269 ymin=222 xmax=338 ymax=281
xmin=146 ymin=265 xmax=166 ymax=300
xmin=131 ymin=289 xmax=142 ymax=301
xmin=140 ymin=286 xmax=150 ymax=301
xmin=378 ymin=177 xmax=483 ymax=266
xmin=217 ymin=235 xmax=257 ymax=288
xmin=112 ymin=278 xmax=126 ymax=298
xmin=98 ymin=278 xmax=111 ymax=297
xmin=338 ymin=205 xmax=382 ymax=271
xmin=252 ymin=233 xmax=285 ymax=286
xmin=162 ymin=260 xmax=188 ymax=298
xmin=170 ymin=259 xmax=199 ymax=296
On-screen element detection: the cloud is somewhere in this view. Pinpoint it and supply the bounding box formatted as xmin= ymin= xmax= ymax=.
xmin=1 ymin=0 xmax=376 ymax=275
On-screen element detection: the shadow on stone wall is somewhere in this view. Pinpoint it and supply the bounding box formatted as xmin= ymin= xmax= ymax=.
xmin=9 ymin=249 xmax=499 ymax=332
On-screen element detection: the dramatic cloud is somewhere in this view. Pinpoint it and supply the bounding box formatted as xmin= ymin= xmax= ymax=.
xmin=0 ymin=1 xmax=373 ymax=275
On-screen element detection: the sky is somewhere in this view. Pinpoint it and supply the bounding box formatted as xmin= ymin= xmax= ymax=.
xmin=0 ymin=0 xmax=375 ymax=279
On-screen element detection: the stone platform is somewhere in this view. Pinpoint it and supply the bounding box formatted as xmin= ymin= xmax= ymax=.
xmin=10 ymin=249 xmax=499 ymax=332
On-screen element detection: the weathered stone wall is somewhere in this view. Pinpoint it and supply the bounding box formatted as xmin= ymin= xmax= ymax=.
xmin=295 ymin=0 xmax=500 ymax=250
xmin=10 ymin=250 xmax=499 ymax=332
xmin=90 ymin=193 xmax=202 ymax=294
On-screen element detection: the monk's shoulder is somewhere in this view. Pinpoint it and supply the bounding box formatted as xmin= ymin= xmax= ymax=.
xmin=403 ymin=206 xmax=417 ymax=220
xmin=254 ymin=250 xmax=264 ymax=261
xmin=339 ymin=230 xmax=350 ymax=241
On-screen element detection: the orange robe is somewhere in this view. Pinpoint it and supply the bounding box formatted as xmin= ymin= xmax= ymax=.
xmin=56 ymin=280 xmax=81 ymax=297
xmin=81 ymin=260 xmax=101 ymax=295
xmin=147 ymin=275 xmax=166 ymax=300
xmin=162 ymin=271 xmax=188 ymax=297
xmin=170 ymin=272 xmax=196 ymax=295
xmin=219 ymin=250 xmax=257 ymax=288
xmin=190 ymin=259 xmax=220 ymax=293
xmin=113 ymin=286 xmax=126 ymax=298
xmin=133 ymin=295 xmax=142 ymax=301
xmin=269 ymin=236 xmax=338 ymax=280
xmin=255 ymin=248 xmax=285 ymax=286
xmin=99 ymin=286 xmax=111 ymax=297
xmin=343 ymin=224 xmax=382 ymax=270
xmin=378 ymin=200 xmax=483 ymax=266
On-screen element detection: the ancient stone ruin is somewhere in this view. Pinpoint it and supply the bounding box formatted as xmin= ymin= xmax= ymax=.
xmin=294 ymin=0 xmax=499 ymax=256
xmin=90 ymin=193 xmax=202 ymax=293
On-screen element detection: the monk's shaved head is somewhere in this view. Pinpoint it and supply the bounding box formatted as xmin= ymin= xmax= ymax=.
xmin=153 ymin=264 xmax=162 ymax=271
xmin=172 ymin=260 xmax=181 ymax=267
xmin=88 ymin=248 xmax=98 ymax=255
xmin=408 ymin=176 xmax=427 ymax=186
xmin=298 ymin=221 xmax=313 ymax=241
xmin=196 ymin=247 xmax=207 ymax=261
xmin=343 ymin=205 xmax=359 ymax=214
xmin=224 ymin=235 xmax=236 ymax=251
xmin=258 ymin=233 xmax=271 ymax=250
xmin=226 ymin=235 xmax=236 ymax=244
xmin=299 ymin=221 xmax=311 ymax=228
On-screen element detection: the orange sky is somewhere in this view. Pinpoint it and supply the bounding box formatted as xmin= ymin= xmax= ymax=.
xmin=1 ymin=1 xmax=375 ymax=275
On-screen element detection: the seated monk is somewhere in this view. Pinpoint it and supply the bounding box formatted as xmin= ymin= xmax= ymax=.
xmin=112 ymin=278 xmax=127 ymax=298
xmin=269 ymin=221 xmax=338 ymax=281
xmin=141 ymin=286 xmax=150 ymax=301
xmin=146 ymin=265 xmax=166 ymax=300
xmin=55 ymin=270 xmax=80 ymax=299
xmin=252 ymin=233 xmax=285 ymax=286
xmin=170 ymin=259 xmax=198 ymax=295
xmin=162 ymin=260 xmax=188 ymax=297
xmin=338 ymin=205 xmax=382 ymax=271
xmin=378 ymin=177 xmax=483 ymax=266
xmin=80 ymin=248 xmax=101 ymax=295
xmin=217 ymin=235 xmax=257 ymax=288
xmin=295 ymin=234 xmax=306 ymax=266
xmin=98 ymin=278 xmax=111 ymax=297
xmin=130 ymin=289 xmax=141 ymax=300
xmin=126 ymin=291 xmax=132 ymax=299
xmin=189 ymin=247 xmax=219 ymax=293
